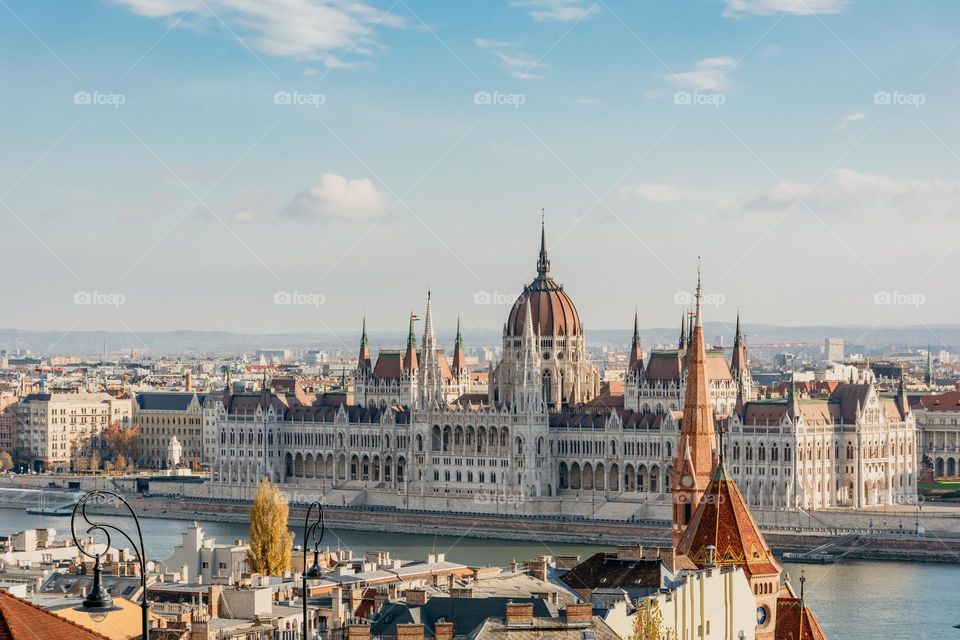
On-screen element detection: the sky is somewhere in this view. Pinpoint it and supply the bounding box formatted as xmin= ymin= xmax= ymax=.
xmin=1 ymin=0 xmax=959 ymax=346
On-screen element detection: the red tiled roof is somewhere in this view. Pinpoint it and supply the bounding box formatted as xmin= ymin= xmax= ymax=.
xmin=0 ymin=591 xmax=110 ymax=640
xmin=916 ymin=390 xmax=960 ymax=411
xmin=774 ymin=597 xmax=827 ymax=640
xmin=676 ymin=461 xmax=781 ymax=579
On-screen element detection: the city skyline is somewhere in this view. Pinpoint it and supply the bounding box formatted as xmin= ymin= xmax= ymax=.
xmin=2 ymin=0 xmax=959 ymax=334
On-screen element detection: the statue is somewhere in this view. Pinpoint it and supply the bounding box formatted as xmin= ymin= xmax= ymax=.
xmin=167 ymin=435 xmax=183 ymax=469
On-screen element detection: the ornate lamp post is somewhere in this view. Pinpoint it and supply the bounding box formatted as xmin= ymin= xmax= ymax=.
xmin=71 ymin=490 xmax=149 ymax=637
xmin=302 ymin=501 xmax=325 ymax=640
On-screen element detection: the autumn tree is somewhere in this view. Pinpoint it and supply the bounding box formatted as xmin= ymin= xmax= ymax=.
xmin=89 ymin=449 xmax=101 ymax=473
xmin=631 ymin=599 xmax=669 ymax=640
xmin=0 ymin=451 xmax=13 ymax=471
xmin=247 ymin=478 xmax=293 ymax=576
xmin=102 ymin=422 xmax=140 ymax=464
xmin=115 ymin=453 xmax=127 ymax=472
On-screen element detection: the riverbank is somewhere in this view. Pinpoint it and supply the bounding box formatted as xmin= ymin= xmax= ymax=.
xmin=80 ymin=495 xmax=960 ymax=564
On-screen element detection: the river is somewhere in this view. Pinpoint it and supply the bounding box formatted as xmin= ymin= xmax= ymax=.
xmin=2 ymin=508 xmax=957 ymax=639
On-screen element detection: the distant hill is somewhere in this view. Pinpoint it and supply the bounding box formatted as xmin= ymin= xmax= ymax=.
xmin=0 ymin=323 xmax=956 ymax=358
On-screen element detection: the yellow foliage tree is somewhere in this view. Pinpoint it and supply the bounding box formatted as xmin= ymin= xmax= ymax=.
xmin=247 ymin=478 xmax=293 ymax=576
xmin=630 ymin=599 xmax=670 ymax=640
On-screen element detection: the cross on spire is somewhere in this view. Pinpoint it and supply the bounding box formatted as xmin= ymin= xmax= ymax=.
xmin=537 ymin=210 xmax=550 ymax=277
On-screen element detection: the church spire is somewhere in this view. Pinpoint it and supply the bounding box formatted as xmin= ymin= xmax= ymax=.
xmin=403 ymin=312 xmax=418 ymax=372
xmin=452 ymin=316 xmax=466 ymax=374
xmin=629 ymin=309 xmax=643 ymax=372
xmin=358 ymin=315 xmax=372 ymax=371
xmin=536 ymin=210 xmax=550 ymax=277
xmin=678 ymin=309 xmax=687 ymax=349
xmin=672 ymin=259 xmax=717 ymax=545
xmin=518 ymin=300 xmax=543 ymax=412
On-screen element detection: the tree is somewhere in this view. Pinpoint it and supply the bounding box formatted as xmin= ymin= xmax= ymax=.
xmin=630 ymin=599 xmax=668 ymax=640
xmin=115 ymin=453 xmax=126 ymax=472
xmin=103 ymin=422 xmax=140 ymax=464
xmin=247 ymin=478 xmax=293 ymax=576
xmin=89 ymin=449 xmax=101 ymax=473
xmin=0 ymin=451 xmax=13 ymax=471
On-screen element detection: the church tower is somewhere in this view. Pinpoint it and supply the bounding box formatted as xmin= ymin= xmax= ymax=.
xmin=358 ymin=315 xmax=372 ymax=372
xmin=417 ymin=292 xmax=443 ymax=408
xmin=628 ymin=309 xmax=643 ymax=374
xmin=672 ymin=265 xmax=717 ymax=545
xmin=730 ymin=309 xmax=752 ymax=400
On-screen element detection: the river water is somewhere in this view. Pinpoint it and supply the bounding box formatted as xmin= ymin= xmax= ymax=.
xmin=2 ymin=508 xmax=957 ymax=639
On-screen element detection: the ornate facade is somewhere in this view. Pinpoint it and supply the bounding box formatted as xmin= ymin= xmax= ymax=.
xmin=211 ymin=224 xmax=917 ymax=520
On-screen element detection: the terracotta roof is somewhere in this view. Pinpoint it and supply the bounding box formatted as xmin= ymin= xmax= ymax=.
xmin=676 ymin=461 xmax=781 ymax=579
xmin=916 ymin=390 xmax=960 ymax=411
xmin=774 ymin=597 xmax=827 ymax=640
xmin=0 ymin=591 xmax=110 ymax=640
xmin=505 ymin=225 xmax=582 ymax=338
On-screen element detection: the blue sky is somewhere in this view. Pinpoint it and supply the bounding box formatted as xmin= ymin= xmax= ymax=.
xmin=1 ymin=0 xmax=959 ymax=345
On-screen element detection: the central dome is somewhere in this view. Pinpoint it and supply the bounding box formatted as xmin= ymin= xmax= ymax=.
xmin=506 ymin=223 xmax=583 ymax=337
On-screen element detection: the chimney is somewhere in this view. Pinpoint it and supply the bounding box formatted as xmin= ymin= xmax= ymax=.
xmin=185 ymin=370 xmax=193 ymax=392
xmin=405 ymin=588 xmax=428 ymax=606
xmin=434 ymin=621 xmax=454 ymax=640
xmin=505 ymin=602 xmax=533 ymax=626
xmin=346 ymin=622 xmax=371 ymax=640
xmin=207 ymin=585 xmax=222 ymax=618
xmin=563 ymin=603 xmax=593 ymax=624
xmin=396 ymin=623 xmax=425 ymax=640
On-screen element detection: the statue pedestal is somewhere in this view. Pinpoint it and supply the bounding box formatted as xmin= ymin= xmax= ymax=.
xmin=164 ymin=468 xmax=193 ymax=477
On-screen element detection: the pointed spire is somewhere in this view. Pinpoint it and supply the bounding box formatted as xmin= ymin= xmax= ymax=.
xmin=358 ymin=315 xmax=372 ymax=371
xmin=678 ymin=309 xmax=687 ymax=349
xmin=629 ymin=309 xmax=643 ymax=372
xmin=452 ymin=316 xmax=466 ymax=374
xmin=404 ymin=312 xmax=418 ymax=372
xmin=731 ymin=307 xmax=748 ymax=378
xmin=673 ymin=260 xmax=716 ymax=545
xmin=536 ymin=210 xmax=550 ymax=277
xmin=787 ymin=373 xmax=800 ymax=419
xmin=423 ymin=290 xmax=436 ymax=350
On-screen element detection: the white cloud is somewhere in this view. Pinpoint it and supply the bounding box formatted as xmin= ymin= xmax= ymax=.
xmin=283 ymin=174 xmax=386 ymax=221
xmin=574 ymin=98 xmax=601 ymax=105
xmin=474 ymin=37 xmax=546 ymax=81
xmin=112 ymin=0 xmax=405 ymax=66
xmin=621 ymin=184 xmax=691 ymax=204
xmin=510 ymin=0 xmax=599 ymax=22
xmin=836 ymin=111 xmax=866 ymax=130
xmin=723 ymin=0 xmax=849 ymax=16
xmin=667 ymin=57 xmax=735 ymax=92
xmin=742 ymin=169 xmax=960 ymax=219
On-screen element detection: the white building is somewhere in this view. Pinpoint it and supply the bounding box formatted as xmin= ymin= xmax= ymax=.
xmin=915 ymin=390 xmax=960 ymax=477
xmin=16 ymin=392 xmax=132 ymax=471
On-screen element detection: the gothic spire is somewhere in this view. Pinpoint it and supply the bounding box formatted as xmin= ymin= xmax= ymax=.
xmin=731 ymin=308 xmax=748 ymax=378
xmin=629 ymin=308 xmax=643 ymax=372
xmin=536 ymin=210 xmax=550 ymax=277
xmin=452 ymin=316 xmax=466 ymax=374
xmin=358 ymin=315 xmax=372 ymax=371
xmin=403 ymin=312 xmax=418 ymax=372
xmin=672 ymin=259 xmax=717 ymax=545
xmin=678 ymin=309 xmax=687 ymax=349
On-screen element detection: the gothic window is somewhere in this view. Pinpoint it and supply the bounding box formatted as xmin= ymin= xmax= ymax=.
xmin=758 ymin=443 xmax=766 ymax=462
xmin=771 ymin=445 xmax=778 ymax=462
xmin=784 ymin=444 xmax=792 ymax=462
xmin=847 ymin=442 xmax=854 ymax=459
xmin=745 ymin=443 xmax=753 ymax=462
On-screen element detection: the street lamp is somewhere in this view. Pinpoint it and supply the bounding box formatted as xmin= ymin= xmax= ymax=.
xmin=302 ymin=501 xmax=325 ymax=640
xmin=71 ymin=490 xmax=149 ymax=637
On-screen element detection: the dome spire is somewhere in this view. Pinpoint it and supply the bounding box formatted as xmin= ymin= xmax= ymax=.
xmin=537 ymin=209 xmax=550 ymax=277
